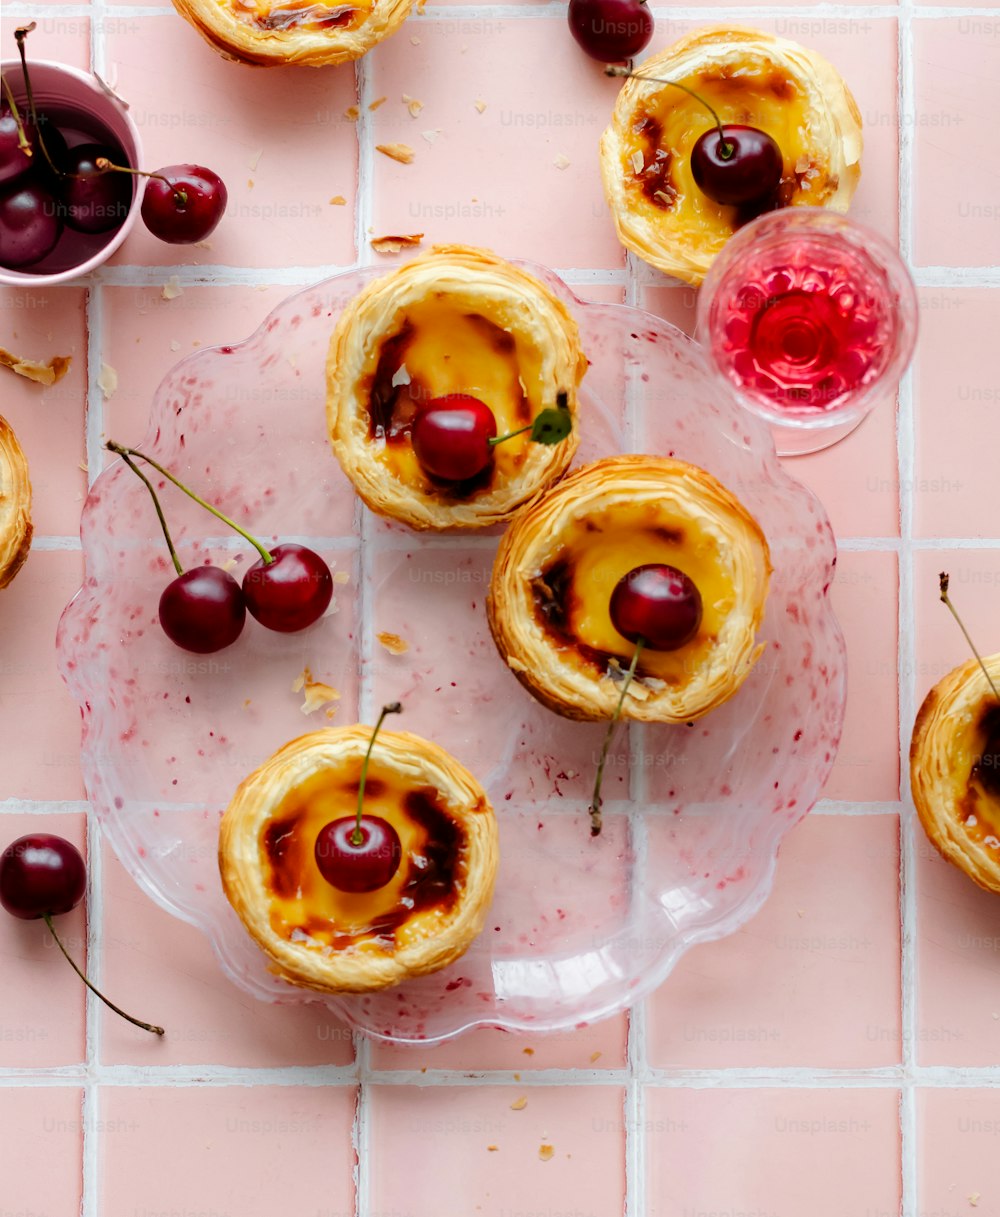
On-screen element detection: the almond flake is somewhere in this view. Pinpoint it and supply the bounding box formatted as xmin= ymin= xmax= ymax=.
xmin=553 ymin=153 xmax=570 ymax=170
xmin=292 ymin=666 xmax=341 ymax=716
xmin=333 ymin=570 xmax=350 ymax=585
xmin=630 ymin=149 xmax=644 ymax=175
xmin=369 ymin=95 xmax=388 ymax=111
xmin=371 ymin=233 xmax=423 ymax=254
xmin=0 ymin=347 xmax=71 ymax=386
xmin=421 ymin=129 xmax=441 ymax=144
xmin=391 ymin=364 xmax=411 ymax=387
xmin=510 ymin=1097 xmax=527 ymax=1111
xmin=329 ymin=195 xmax=347 ymax=206
xmin=402 ymin=94 xmax=424 ymax=117
xmin=248 ymin=148 xmax=263 ymax=171
xmin=98 ymin=363 xmax=118 ymax=398
xmin=474 ymin=98 xmax=487 ymax=113
xmin=161 ymin=275 xmax=183 ymax=300
xmin=538 ymin=1145 xmax=554 ymax=1162
xmin=344 ymin=105 xmax=360 ymax=121
xmin=377 ymin=632 xmax=409 ymax=656
xmin=375 ymin=143 xmax=415 ymax=164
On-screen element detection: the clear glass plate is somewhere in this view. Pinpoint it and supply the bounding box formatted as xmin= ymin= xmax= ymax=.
xmin=56 ymin=261 xmax=846 ymax=1044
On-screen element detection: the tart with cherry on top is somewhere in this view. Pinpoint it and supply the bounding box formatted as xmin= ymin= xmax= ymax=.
xmin=0 ymin=416 xmax=31 ymax=590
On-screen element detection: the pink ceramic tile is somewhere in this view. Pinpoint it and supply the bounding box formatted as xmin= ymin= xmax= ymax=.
xmin=0 ymin=287 xmax=87 ymax=536
xmin=822 ymin=550 xmax=899 ymax=802
xmin=99 ymin=841 xmax=355 ymax=1066
xmin=0 ymin=813 xmax=87 ymax=1067
xmin=919 ymin=1090 xmax=1000 ymax=1214
xmin=0 ymin=551 xmax=85 ymax=800
xmin=104 ymin=17 xmax=358 ymax=268
xmin=648 ymin=1087 xmax=900 ymax=1217
xmin=640 ymin=284 xmax=698 ymax=338
xmin=371 ymin=1013 xmax=627 ymax=1071
xmin=101 ymin=1085 xmax=357 ymax=1217
xmin=370 ymin=1084 xmax=626 ymax=1217
xmin=369 ymin=20 xmax=625 ymax=269
xmin=647 ymin=813 xmax=901 ymax=1068
xmin=0 ymin=1088 xmax=83 ymax=1216
xmin=914 ymin=289 xmax=1000 ymax=539
xmin=0 ymin=14 xmax=90 ymax=69
xmin=914 ymin=21 xmax=1000 ymax=265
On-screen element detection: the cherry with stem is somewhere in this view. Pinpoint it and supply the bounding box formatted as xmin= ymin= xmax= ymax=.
xmin=13 ymin=23 xmax=60 ymax=177
xmin=96 ymin=157 xmax=187 ymax=208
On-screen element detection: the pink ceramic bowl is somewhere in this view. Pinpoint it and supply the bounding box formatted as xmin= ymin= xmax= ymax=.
xmin=0 ymin=59 xmax=143 ymax=285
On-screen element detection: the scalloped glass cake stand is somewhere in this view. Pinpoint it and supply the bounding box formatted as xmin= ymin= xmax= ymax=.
xmin=56 ymin=260 xmax=846 ymax=1045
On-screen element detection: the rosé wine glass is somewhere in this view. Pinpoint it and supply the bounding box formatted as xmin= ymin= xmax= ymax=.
xmin=697 ymin=209 xmax=918 ymax=456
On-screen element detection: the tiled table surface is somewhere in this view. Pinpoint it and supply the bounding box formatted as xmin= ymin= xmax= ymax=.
xmin=1 ymin=3 xmax=998 ymax=1215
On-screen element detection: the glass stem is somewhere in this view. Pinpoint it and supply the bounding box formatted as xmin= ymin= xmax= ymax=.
xmin=589 ymin=640 xmax=645 ymax=837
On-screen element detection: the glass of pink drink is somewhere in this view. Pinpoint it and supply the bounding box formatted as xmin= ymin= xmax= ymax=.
xmin=697 ymin=209 xmax=918 ymax=456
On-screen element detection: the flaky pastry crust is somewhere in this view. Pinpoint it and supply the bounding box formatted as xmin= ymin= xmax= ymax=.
xmin=327 ymin=245 xmax=587 ymax=531
xmin=172 ymin=0 xmax=411 ymax=66
xmin=0 ymin=416 xmax=32 ymax=590
xmin=600 ymin=26 xmax=863 ymax=285
xmin=911 ymin=656 xmax=1000 ymax=894
xmin=487 ymin=456 xmax=771 ymax=723
xmin=219 ymin=728 xmax=499 ymax=992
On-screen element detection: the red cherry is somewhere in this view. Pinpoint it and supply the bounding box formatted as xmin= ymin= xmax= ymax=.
xmin=0 ymin=109 xmax=67 ymax=187
xmin=690 ymin=125 xmax=783 ymax=207
xmin=0 ymin=177 xmax=62 ymax=268
xmin=60 ymin=143 xmax=133 ymax=234
xmin=0 ymin=834 xmax=85 ymax=920
xmin=141 ymin=164 xmax=227 ymax=244
xmin=242 ymin=543 xmax=333 ymax=633
xmin=411 ymin=394 xmax=498 ymax=482
xmin=568 ymin=0 xmax=653 ymax=62
xmin=314 ymin=815 xmax=403 ymax=893
xmin=158 ymin=566 xmax=246 ymax=653
xmin=609 ymin=563 xmax=703 ymax=651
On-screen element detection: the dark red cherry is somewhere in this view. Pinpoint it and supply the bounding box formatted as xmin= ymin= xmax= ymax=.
xmin=314 ymin=815 xmax=403 ymax=893
xmin=690 ymin=124 xmax=783 ymax=207
xmin=568 ymin=0 xmax=653 ymax=63
xmin=158 ymin=566 xmax=246 ymax=653
xmin=610 ymin=563 xmax=702 ymax=651
xmin=0 ymin=109 xmax=67 ymax=187
xmin=411 ymin=394 xmax=498 ymax=482
xmin=141 ymin=164 xmax=227 ymax=244
xmin=60 ymin=143 xmax=133 ymax=233
xmin=0 ymin=834 xmax=86 ymax=920
xmin=242 ymin=543 xmax=333 ymax=633
xmin=0 ymin=177 xmax=62 ymax=268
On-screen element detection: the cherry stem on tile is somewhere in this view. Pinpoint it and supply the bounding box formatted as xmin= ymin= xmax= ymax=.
xmin=43 ymin=913 xmax=165 ymax=1036
xmin=589 ymin=639 xmax=645 ymax=836
xmin=605 ymin=65 xmax=733 ymax=158
xmin=354 ymin=702 xmax=403 ymax=844
xmin=105 ymin=441 xmax=273 ymax=565
xmin=114 ymin=447 xmax=184 ymax=576
xmin=939 ymin=571 xmax=1000 ymax=703
xmin=94 ymin=158 xmax=187 ymax=206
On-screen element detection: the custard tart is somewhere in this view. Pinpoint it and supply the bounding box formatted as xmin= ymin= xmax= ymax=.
xmin=172 ymin=0 xmax=411 ymax=66
xmin=219 ymin=728 xmax=499 ymax=992
xmin=327 ymin=245 xmax=587 ymax=531
xmin=911 ymin=656 xmax=1000 ymax=894
xmin=0 ymin=416 xmax=32 ymax=591
xmin=487 ymin=456 xmax=771 ymax=723
xmin=600 ymin=26 xmax=863 ymax=285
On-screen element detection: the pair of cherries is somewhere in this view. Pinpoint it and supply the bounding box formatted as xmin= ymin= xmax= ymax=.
xmin=108 ymin=442 xmax=333 ymax=654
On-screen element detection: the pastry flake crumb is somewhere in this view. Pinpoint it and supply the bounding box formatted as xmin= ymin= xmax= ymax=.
xmin=510 ymin=1096 xmax=527 ymax=1111
xmin=369 ymin=95 xmax=388 ymax=111
xmin=371 ymin=233 xmax=424 ymax=254
xmin=162 ymin=275 xmax=183 ymax=300
xmin=375 ymin=143 xmax=415 ymax=165
xmin=0 ymin=346 xmax=71 ymax=386
xmin=410 ymin=34 xmax=421 ymax=44
xmin=630 ymin=150 xmax=645 ymax=175
xmin=474 ymin=98 xmax=487 ymax=113
xmin=248 ymin=148 xmax=263 ymax=172
xmin=553 ymin=154 xmax=570 ymax=170
xmin=242 ymin=698 xmax=252 ymax=709
xmin=169 ymin=339 xmax=181 ymax=352
xmin=969 ymin=1195 xmax=981 ymax=1207
xmin=344 ymin=105 xmax=360 ymax=121
xmin=421 ymin=129 xmax=441 ymax=144
xmin=98 ymin=363 xmax=118 ymax=398
xmin=329 ymin=195 xmax=347 ymax=206
xmin=333 ymin=570 xmax=350 ymax=585
xmin=589 ymin=1050 xmax=602 ymax=1063
xmin=416 ymin=0 xmax=426 ymax=11
xmin=391 ymin=364 xmax=412 ymax=387
xmin=522 ymin=1047 xmax=534 ymax=1056
xmin=292 ymin=666 xmax=341 ymax=715
xmin=513 ymin=1073 xmax=520 ymax=1082
xmin=194 ymin=239 xmax=213 ymax=250
xmin=487 ymin=1144 xmax=498 ymax=1152
xmin=402 ymin=94 xmax=424 ymax=118
xmin=377 ymin=631 xmax=409 ymax=655
xmin=538 ymin=1144 xmax=554 ymax=1162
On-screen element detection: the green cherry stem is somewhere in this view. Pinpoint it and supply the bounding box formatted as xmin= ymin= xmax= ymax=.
xmin=0 ymin=76 xmax=30 ymax=155
xmin=939 ymin=571 xmax=1000 ymax=703
xmin=353 ymin=703 xmax=403 ymax=845
xmin=94 ymin=158 xmax=187 ymax=207
xmin=44 ymin=913 xmax=165 ymax=1036
xmin=589 ymin=639 xmax=645 ymax=836
xmin=488 ymin=423 xmax=533 ymax=447
xmin=114 ymin=448 xmax=184 ymax=576
xmin=105 ymin=441 xmax=273 ymax=565
xmin=605 ymin=65 xmax=734 ymax=160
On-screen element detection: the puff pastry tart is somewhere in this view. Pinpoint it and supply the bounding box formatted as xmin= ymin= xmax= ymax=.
xmin=172 ymin=0 xmax=410 ymax=66
xmin=599 ymin=26 xmax=863 ymax=285
xmin=487 ymin=455 xmax=771 ymax=723
xmin=327 ymin=245 xmax=587 ymax=531
xmin=911 ymin=657 xmax=1000 ymax=894
xmin=219 ymin=728 xmax=499 ymax=992
xmin=0 ymin=416 xmax=32 ymax=591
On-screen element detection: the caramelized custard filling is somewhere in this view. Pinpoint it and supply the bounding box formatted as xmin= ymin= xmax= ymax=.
xmin=531 ymin=503 xmax=736 ymax=685
xmin=225 ymin=0 xmax=364 ymax=32
xmin=365 ymin=299 xmax=541 ymax=497
xmin=261 ymin=766 xmax=468 ymax=952
xmin=623 ymin=63 xmax=836 ymax=247
xmin=958 ymin=706 xmax=1000 ymax=849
